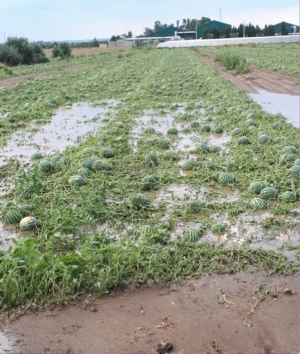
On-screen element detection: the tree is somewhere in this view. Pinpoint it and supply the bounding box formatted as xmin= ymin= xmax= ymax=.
xmin=264 ymin=24 xmax=275 ymax=36
xmin=52 ymin=42 xmax=72 ymax=59
xmin=280 ymin=22 xmax=288 ymax=35
xmin=127 ymin=31 xmax=133 ymax=38
xmin=176 ymin=20 xmax=180 ymax=28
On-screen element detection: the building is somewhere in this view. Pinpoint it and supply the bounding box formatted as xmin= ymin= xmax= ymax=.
xmin=273 ymin=22 xmax=299 ymax=35
xmin=149 ymin=26 xmax=182 ymax=38
xmin=196 ymin=20 xmax=231 ymax=38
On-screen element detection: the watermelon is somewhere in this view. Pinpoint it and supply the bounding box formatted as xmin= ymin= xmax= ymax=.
xmin=145 ymin=153 xmax=159 ymax=167
xmin=280 ymin=146 xmax=298 ymax=155
xmin=198 ymin=142 xmax=210 ymax=153
xmin=279 ymin=191 xmax=296 ymax=202
xmin=167 ymin=127 xmax=178 ymax=135
xmin=69 ymin=175 xmax=85 ymax=187
xmin=39 ymin=161 xmax=52 ymax=173
xmin=182 ymin=159 xmax=197 ymax=171
xmin=213 ymin=126 xmax=224 ymax=134
xmin=184 ymin=229 xmax=199 ymax=242
xmin=209 ymin=145 xmax=221 ymax=153
xmin=82 ymin=157 xmax=98 ymax=169
xmin=238 ymin=136 xmax=251 ymax=145
xmin=245 ymin=119 xmax=257 ymax=127
xmin=258 ymin=134 xmax=270 ymax=144
xmin=102 ymin=148 xmax=115 ymax=158
xmin=92 ymin=159 xmax=112 ymax=171
xmin=289 ymin=165 xmax=300 ymax=179
xmin=31 ymin=152 xmax=42 ymax=160
xmin=141 ymin=176 xmax=158 ymax=191
xmin=246 ymin=112 xmax=257 ymax=119
xmin=163 ymin=150 xmax=178 ymax=160
xmin=19 ymin=204 xmax=33 ymax=216
xmin=191 ymin=121 xmax=200 ymax=128
xmin=201 ymin=124 xmax=211 ymax=132
xmin=82 ymin=148 xmax=95 ymax=157
xmin=144 ymin=127 xmax=156 ymax=134
xmin=131 ymin=194 xmax=151 ymax=209
xmin=3 ymin=209 xmax=23 ymax=224
xmin=186 ymin=201 xmax=201 ymax=213
xmin=51 ymin=154 xmax=62 ymax=163
xmin=248 ymin=181 xmax=265 ymax=194
xmin=293 ymin=159 xmax=300 ymax=166
xmin=279 ymin=153 xmax=296 ymax=166
xmin=248 ymin=126 xmax=257 ymax=132
xmin=218 ymin=172 xmax=234 ymax=185
xmin=57 ymin=157 xmax=71 ymax=167
xmin=211 ymin=223 xmax=226 ymax=233
xmin=273 ymin=137 xmax=282 ymax=144
xmin=250 ymin=198 xmax=267 ymax=210
xmin=181 ymin=127 xmax=191 ymax=133
xmin=156 ymin=139 xmax=170 ymax=150
xmin=20 ymin=216 xmax=39 ymax=231
xmin=232 ymin=127 xmax=244 ymax=135
xmin=260 ymin=187 xmax=277 ymax=200
xmin=77 ymin=167 xmax=90 ymax=177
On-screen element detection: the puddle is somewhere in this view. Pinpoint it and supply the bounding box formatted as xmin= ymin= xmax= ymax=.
xmin=249 ymin=90 xmax=300 ymax=128
xmin=0 ymin=102 xmax=111 ymax=166
xmin=201 ymin=211 xmax=300 ymax=262
xmin=0 ymin=223 xmax=18 ymax=252
xmin=205 ymin=133 xmax=231 ymax=154
xmin=0 ymin=316 xmax=13 ymax=353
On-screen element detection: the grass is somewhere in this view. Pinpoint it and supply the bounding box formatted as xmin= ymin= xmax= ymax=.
xmin=214 ymin=52 xmax=250 ymax=74
xmin=0 ymin=46 xmax=299 ymax=310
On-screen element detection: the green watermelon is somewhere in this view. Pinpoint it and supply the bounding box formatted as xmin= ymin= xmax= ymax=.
xmin=131 ymin=194 xmax=151 ymax=209
xmin=184 ymin=229 xmax=199 ymax=242
xmin=69 ymin=175 xmax=85 ymax=187
xmin=218 ymin=172 xmax=234 ymax=185
xmin=141 ymin=176 xmax=158 ymax=191
xmin=102 ymin=148 xmax=115 ymax=158
xmin=3 ymin=209 xmax=23 ymax=224
xmin=20 ymin=216 xmax=39 ymax=231
xmin=280 ymin=146 xmax=298 ymax=155
xmin=248 ymin=181 xmax=265 ymax=194
xmin=238 ymin=136 xmax=251 ymax=145
xmin=293 ymin=159 xmax=300 ymax=166
xmin=289 ymin=165 xmax=300 ymax=179
xmin=260 ymin=187 xmax=277 ymax=200
xmin=92 ymin=159 xmax=112 ymax=171
xmin=211 ymin=223 xmax=226 ymax=233
xmin=201 ymin=124 xmax=211 ymax=132
xmin=156 ymin=139 xmax=170 ymax=150
xmin=145 ymin=153 xmax=159 ymax=167
xmin=186 ymin=201 xmax=201 ymax=213
xmin=209 ymin=145 xmax=221 ymax=153
xmin=57 ymin=157 xmax=71 ymax=167
xmin=191 ymin=121 xmax=200 ymax=128
xmin=31 ymin=152 xmax=42 ymax=160
xmin=51 ymin=154 xmax=62 ymax=163
xmin=250 ymin=198 xmax=267 ymax=210
xmin=232 ymin=127 xmax=244 ymax=135
xmin=245 ymin=119 xmax=257 ymax=127
xmin=279 ymin=191 xmax=296 ymax=202
xmin=19 ymin=204 xmax=33 ymax=216
xmin=167 ymin=127 xmax=178 ymax=135
xmin=198 ymin=143 xmax=210 ymax=153
xmin=213 ymin=126 xmax=224 ymax=134
xmin=39 ymin=161 xmax=52 ymax=173
xmin=258 ymin=134 xmax=270 ymax=144
xmin=82 ymin=148 xmax=95 ymax=157
xmin=182 ymin=159 xmax=197 ymax=171
xmin=279 ymin=153 xmax=296 ymax=166
xmin=163 ymin=150 xmax=178 ymax=160
xmin=144 ymin=127 xmax=156 ymax=134
xmin=77 ymin=167 xmax=90 ymax=177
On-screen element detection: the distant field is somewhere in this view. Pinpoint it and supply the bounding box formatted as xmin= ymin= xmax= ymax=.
xmin=44 ymin=43 xmax=133 ymax=58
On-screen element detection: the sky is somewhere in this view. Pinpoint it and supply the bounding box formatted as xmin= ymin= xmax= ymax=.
xmin=0 ymin=0 xmax=299 ymax=42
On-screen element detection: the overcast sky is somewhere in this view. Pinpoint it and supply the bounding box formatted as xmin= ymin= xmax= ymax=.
xmin=0 ymin=0 xmax=299 ymax=41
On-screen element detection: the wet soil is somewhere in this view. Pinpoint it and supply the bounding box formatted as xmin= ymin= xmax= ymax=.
xmin=4 ymin=271 xmax=300 ymax=354
xmin=195 ymin=53 xmax=299 ymax=95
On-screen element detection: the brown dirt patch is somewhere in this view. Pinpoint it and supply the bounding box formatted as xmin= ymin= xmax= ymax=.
xmin=195 ymin=52 xmax=300 ymax=96
xmin=5 ymin=272 xmax=300 ymax=354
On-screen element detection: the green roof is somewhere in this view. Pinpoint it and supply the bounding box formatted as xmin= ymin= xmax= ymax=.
xmin=273 ymin=22 xmax=299 ymax=34
xmin=150 ymin=26 xmax=182 ymax=37
xmin=197 ymin=20 xmax=231 ymax=38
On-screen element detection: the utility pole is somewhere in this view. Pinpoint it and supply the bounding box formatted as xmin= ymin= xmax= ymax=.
xmin=219 ymin=6 xmax=222 ymax=22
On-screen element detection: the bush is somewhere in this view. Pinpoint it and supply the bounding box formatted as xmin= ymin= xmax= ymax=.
xmin=0 ymin=37 xmax=49 ymax=66
xmin=52 ymin=42 xmax=72 ymax=59
xmin=215 ymin=52 xmax=250 ymax=74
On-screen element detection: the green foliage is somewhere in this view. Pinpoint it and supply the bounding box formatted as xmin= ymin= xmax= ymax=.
xmin=52 ymin=42 xmax=72 ymax=59
xmin=280 ymin=22 xmax=288 ymax=35
xmin=0 ymin=37 xmax=49 ymax=66
xmin=215 ymin=52 xmax=250 ymax=74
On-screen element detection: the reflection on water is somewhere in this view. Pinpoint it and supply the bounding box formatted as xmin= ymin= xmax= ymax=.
xmin=249 ymin=90 xmax=300 ymax=128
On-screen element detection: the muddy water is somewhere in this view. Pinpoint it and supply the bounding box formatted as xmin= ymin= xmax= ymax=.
xmin=249 ymin=90 xmax=300 ymax=128
xmin=0 ymin=103 xmax=111 ymax=166
xmin=0 ymin=316 xmax=12 ymax=353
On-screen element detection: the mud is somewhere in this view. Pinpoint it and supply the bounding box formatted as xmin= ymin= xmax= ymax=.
xmin=4 ymin=271 xmax=300 ymax=354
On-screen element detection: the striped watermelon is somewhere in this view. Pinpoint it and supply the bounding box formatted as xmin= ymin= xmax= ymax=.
xmin=248 ymin=126 xmax=257 ymax=132
xmin=280 ymin=191 xmax=296 ymax=202
xmin=273 ymin=137 xmax=282 ymax=144
xmin=260 ymin=187 xmax=277 ymax=200
xmin=213 ymin=126 xmax=224 ymax=134
xmin=198 ymin=143 xmax=210 ymax=153
xmin=280 ymin=146 xmax=298 ymax=155
xmin=248 ymin=181 xmax=265 ymax=194
xmin=82 ymin=148 xmax=95 ymax=157
xmin=141 ymin=176 xmax=158 ymax=191
xmin=39 ymin=161 xmax=52 ymax=173
xmin=52 ymin=154 xmax=62 ymax=163
xmin=156 ymin=139 xmax=170 ymax=150
xmin=211 ymin=223 xmax=225 ymax=233
xmin=163 ymin=150 xmax=178 ymax=160
xmin=289 ymin=165 xmax=300 ymax=179
xmin=201 ymin=124 xmax=211 ymax=132
xmin=238 ymin=136 xmax=251 ymax=145
xmin=92 ymin=159 xmax=112 ymax=171
xmin=209 ymin=145 xmax=221 ymax=153
xmin=102 ymin=148 xmax=115 ymax=158
xmin=77 ymin=167 xmax=90 ymax=177
xmin=19 ymin=204 xmax=33 ymax=216
xmin=184 ymin=229 xmax=199 ymax=242
xmin=250 ymin=198 xmax=267 ymax=210
xmin=181 ymin=127 xmax=191 ymax=133
xmin=204 ymin=116 xmax=213 ymax=122
xmin=3 ymin=209 xmax=23 ymax=224
xmin=186 ymin=201 xmax=201 ymax=214
xmin=57 ymin=157 xmax=71 ymax=167
xmin=167 ymin=127 xmax=178 ymax=135
xmin=20 ymin=216 xmax=39 ymax=231
xmin=232 ymin=127 xmax=244 ymax=135
xmin=218 ymin=172 xmax=234 ymax=185
xmin=279 ymin=153 xmax=296 ymax=166
xmin=144 ymin=127 xmax=155 ymax=134
xmin=182 ymin=159 xmax=197 ymax=171
xmin=69 ymin=175 xmax=85 ymax=187
xmin=145 ymin=153 xmax=159 ymax=167
xmin=131 ymin=194 xmax=151 ymax=209
xmin=293 ymin=159 xmax=300 ymax=166
xmin=258 ymin=134 xmax=270 ymax=144
xmin=191 ymin=121 xmax=200 ymax=128
xmin=31 ymin=152 xmax=42 ymax=160
xmin=82 ymin=157 xmax=98 ymax=169
xmin=245 ymin=119 xmax=257 ymax=127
